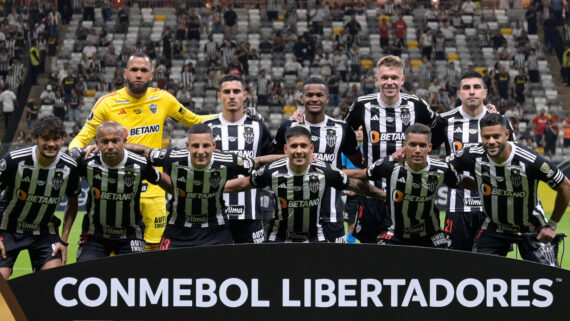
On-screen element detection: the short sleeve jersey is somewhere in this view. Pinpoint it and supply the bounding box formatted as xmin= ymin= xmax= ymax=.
xmin=80 ymin=151 xmax=161 ymax=239
xmin=449 ymin=143 xmax=566 ymax=232
xmin=69 ymin=87 xmax=213 ymax=198
xmin=0 ymin=147 xmax=80 ymax=235
xmin=149 ymin=149 xmax=254 ymax=228
xmin=250 ymin=159 xmax=350 ymax=242
xmin=273 ymin=116 xmax=360 ymax=223
xmin=367 ymin=156 xmax=458 ymax=238
xmin=345 ymin=92 xmax=436 ymax=187
xmin=203 ymin=114 xmax=273 ymax=220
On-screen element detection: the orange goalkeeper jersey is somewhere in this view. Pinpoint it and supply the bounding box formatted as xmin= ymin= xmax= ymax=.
xmin=69 ymin=87 xmax=214 ymax=198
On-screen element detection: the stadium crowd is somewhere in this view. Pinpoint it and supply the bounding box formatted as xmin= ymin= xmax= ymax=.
xmin=0 ymin=0 xmax=570 ymax=276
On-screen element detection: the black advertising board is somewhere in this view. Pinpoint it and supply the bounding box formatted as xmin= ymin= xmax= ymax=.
xmin=6 ymin=244 xmax=570 ymax=320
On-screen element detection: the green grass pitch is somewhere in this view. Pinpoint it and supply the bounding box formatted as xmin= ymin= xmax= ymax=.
xmin=9 ymin=211 xmax=570 ymax=279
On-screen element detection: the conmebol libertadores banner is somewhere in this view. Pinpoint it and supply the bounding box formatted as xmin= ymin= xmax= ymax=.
xmin=6 ymin=244 xmax=570 ymax=320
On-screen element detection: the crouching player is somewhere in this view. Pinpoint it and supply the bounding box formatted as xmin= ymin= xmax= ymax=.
xmin=224 ymin=126 xmax=386 ymax=243
xmin=64 ymin=121 xmax=172 ymax=262
xmin=345 ymin=124 xmax=475 ymax=248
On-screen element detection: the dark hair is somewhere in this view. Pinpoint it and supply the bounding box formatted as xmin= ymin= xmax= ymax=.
xmin=302 ymin=77 xmax=328 ymax=93
xmin=187 ymin=123 xmax=213 ymax=136
xmin=480 ymin=113 xmax=507 ymax=129
xmin=459 ymin=70 xmax=486 ymax=88
xmin=30 ymin=115 xmax=66 ymax=138
xmin=220 ymin=74 xmax=246 ymax=90
xmin=285 ymin=126 xmax=311 ymax=142
xmin=405 ymin=123 xmax=432 ymax=141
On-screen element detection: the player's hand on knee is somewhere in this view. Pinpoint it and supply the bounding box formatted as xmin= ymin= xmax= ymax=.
xmin=537 ymin=226 xmax=556 ymax=243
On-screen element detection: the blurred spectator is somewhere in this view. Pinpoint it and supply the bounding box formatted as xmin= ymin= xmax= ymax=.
xmin=204 ymin=34 xmax=220 ymax=66
xmin=327 ymin=72 xmax=341 ymax=106
xmin=527 ymin=48 xmax=540 ymax=83
xmin=188 ymin=9 xmax=201 ymax=41
xmin=513 ymin=68 xmax=528 ymax=104
xmin=563 ymin=114 xmax=570 ymax=151
xmin=266 ymin=0 xmax=279 ymax=21
xmin=14 ymin=130 xmax=27 ymax=146
xmin=379 ymin=18 xmax=389 ymax=49
xmin=345 ymin=15 xmax=361 ymax=46
xmin=67 ymin=89 xmax=82 ymax=123
xmin=257 ymin=70 xmax=270 ymax=105
xmin=53 ymin=91 xmax=67 ymax=121
xmin=332 ymin=48 xmax=349 ymax=81
xmin=393 ymin=15 xmax=407 ymax=48
xmin=0 ymin=85 xmax=16 ymax=130
xmin=224 ymin=4 xmax=238 ymax=40
xmin=25 ymin=98 xmax=39 ymax=128
xmin=259 ymin=36 xmax=272 ymax=54
xmin=284 ymin=55 xmax=302 ymax=75
xmin=461 ymin=0 xmax=478 ymax=14
xmin=531 ymin=108 xmax=549 ymax=147
xmin=543 ymin=119 xmax=558 ymax=157
xmin=493 ymin=64 xmax=511 ymax=100
xmin=176 ymin=86 xmax=192 ymax=106
xmin=526 ymin=3 xmax=538 ymax=35
xmin=40 ymin=84 xmax=56 ymax=106
xmin=420 ymin=28 xmax=433 ymax=60
xmin=181 ymin=63 xmax=194 ymax=91
xmin=362 ymin=68 xmax=375 ymax=95
xmin=29 ymin=40 xmax=41 ymax=84
xmin=117 ymin=7 xmax=129 ymax=34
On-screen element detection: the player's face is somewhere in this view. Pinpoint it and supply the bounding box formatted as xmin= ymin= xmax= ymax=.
xmin=481 ymin=125 xmax=509 ymax=159
xmin=356 ymin=125 xmax=363 ymax=143
xmin=34 ymin=134 xmax=65 ymax=159
xmin=187 ymin=133 xmax=215 ymax=169
xmin=404 ymin=133 xmax=432 ymax=168
xmin=302 ymin=84 xmax=329 ymax=115
xmin=284 ymin=135 xmax=314 ymax=170
xmin=96 ymin=127 xmax=126 ymax=163
xmin=218 ymin=81 xmax=247 ymax=112
xmin=375 ymin=65 xmax=405 ymax=102
xmin=457 ymin=77 xmax=487 ymax=111
xmin=124 ymin=56 xmax=153 ymax=95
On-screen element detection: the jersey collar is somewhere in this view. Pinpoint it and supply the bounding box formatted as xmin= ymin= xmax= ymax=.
xmin=304 ymin=115 xmax=328 ymax=126
xmin=377 ymin=93 xmax=402 ymax=108
xmin=458 ymin=106 xmax=487 ymax=120
xmin=404 ymin=156 xmax=431 ymax=173
xmin=286 ymin=159 xmax=310 ymax=176
xmin=219 ymin=113 xmax=247 ymax=125
xmin=488 ymin=142 xmax=516 ymax=166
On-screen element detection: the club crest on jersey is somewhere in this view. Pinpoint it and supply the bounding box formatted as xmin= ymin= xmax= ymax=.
xmin=51 ymin=171 xmax=64 ymax=190
xmin=309 ymin=175 xmax=320 ymax=193
xmin=511 ymin=169 xmax=522 ymax=187
xmin=124 ymin=170 xmax=135 ymax=187
xmin=425 ymin=175 xmax=439 ymax=192
xmin=326 ymin=129 xmax=337 ymax=147
xmin=148 ymin=104 xmax=158 ymax=114
xmin=243 ymin=126 xmax=255 ymax=144
xmin=88 ymin=111 xmax=94 ymax=121
xmin=209 ymin=171 xmax=221 ymax=190
xmin=400 ymin=108 xmax=411 ymax=126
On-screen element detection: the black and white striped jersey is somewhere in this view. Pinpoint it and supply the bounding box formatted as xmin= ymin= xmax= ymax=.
xmin=273 ymin=116 xmax=360 ymax=223
xmin=149 ymin=149 xmax=254 ymax=228
xmin=81 ymin=151 xmax=160 ymax=239
xmin=367 ymin=156 xmax=458 ymax=238
xmin=0 ymin=147 xmax=80 ymax=235
xmin=203 ymin=114 xmax=273 ymax=220
xmin=345 ymin=92 xmax=436 ymax=187
xmin=250 ymin=159 xmax=350 ymax=242
xmin=449 ymin=143 xmax=566 ymax=232
xmin=432 ymin=107 xmax=516 ymax=213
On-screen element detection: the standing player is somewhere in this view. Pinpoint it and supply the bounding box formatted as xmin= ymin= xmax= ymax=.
xmin=0 ymin=116 xmax=80 ymax=279
xmin=345 ymin=55 xmax=437 ymax=243
xmin=127 ymin=124 xmax=284 ymax=248
xmin=69 ymin=53 xmax=215 ymax=250
xmin=431 ymin=71 xmax=515 ymax=251
xmin=203 ymin=75 xmax=273 ymax=243
xmin=65 ymin=121 xmax=172 ymax=262
xmin=345 ymin=124 xmax=473 ymax=247
xmin=449 ymin=113 xmax=570 ymax=265
xmin=225 ymin=126 xmax=385 ymax=243
xmin=273 ymin=77 xmax=364 ymax=243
